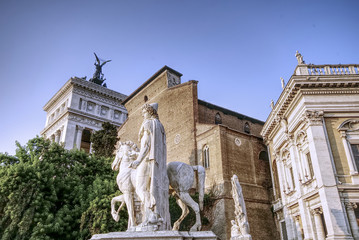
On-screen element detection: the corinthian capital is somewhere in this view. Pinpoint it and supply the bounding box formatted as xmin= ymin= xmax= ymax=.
xmin=311 ymin=207 xmax=323 ymax=215
xmin=345 ymin=202 xmax=357 ymax=211
xmin=303 ymin=110 xmax=324 ymax=126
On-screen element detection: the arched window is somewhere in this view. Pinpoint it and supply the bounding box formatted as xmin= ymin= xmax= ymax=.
xmin=215 ymin=112 xmax=222 ymax=124
xmin=203 ymin=145 xmax=210 ymax=168
xmin=244 ymin=122 xmax=250 ymax=134
xmin=144 ymin=95 xmax=148 ymax=102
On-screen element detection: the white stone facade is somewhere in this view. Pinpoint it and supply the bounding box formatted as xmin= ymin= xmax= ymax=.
xmin=41 ymin=77 xmax=127 ymax=152
xmin=261 ymin=59 xmax=359 ymax=240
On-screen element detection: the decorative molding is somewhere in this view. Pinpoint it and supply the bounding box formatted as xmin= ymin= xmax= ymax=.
xmin=295 ymin=130 xmax=308 ymax=148
xmin=41 ymin=114 xmax=68 ymax=136
xmin=73 ymin=87 xmax=125 ymax=107
xmin=311 ymin=207 xmax=323 ymax=215
xmin=345 ymin=202 xmax=357 ymax=211
xmin=174 ymin=134 xmax=181 ymax=144
xmin=302 ymin=110 xmax=324 ymax=126
xmin=167 ymin=71 xmax=181 ymax=88
xmin=77 ymin=125 xmax=85 ymax=131
xmin=234 ymin=138 xmax=241 ymax=146
xmin=69 ymin=115 xmax=102 ymax=128
xmin=338 ymin=119 xmax=359 ymax=132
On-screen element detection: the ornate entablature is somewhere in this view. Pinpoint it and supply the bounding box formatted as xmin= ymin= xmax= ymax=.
xmin=68 ymin=114 xmax=102 ymax=128
xmin=261 ymin=63 xmax=359 ymax=141
xmin=71 ymin=77 xmax=127 ymax=101
xmin=42 ymin=114 xmax=67 ymax=138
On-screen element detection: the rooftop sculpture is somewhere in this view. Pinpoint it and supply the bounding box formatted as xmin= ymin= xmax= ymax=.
xmin=89 ymin=52 xmax=111 ymax=87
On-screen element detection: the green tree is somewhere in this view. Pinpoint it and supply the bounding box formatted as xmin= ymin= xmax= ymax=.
xmin=0 ymin=137 xmax=127 ymax=240
xmin=90 ymin=122 xmax=119 ymax=158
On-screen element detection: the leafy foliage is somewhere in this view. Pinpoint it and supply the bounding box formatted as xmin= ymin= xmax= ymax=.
xmin=90 ymin=122 xmax=119 ymax=158
xmin=0 ymin=137 xmax=126 ymax=240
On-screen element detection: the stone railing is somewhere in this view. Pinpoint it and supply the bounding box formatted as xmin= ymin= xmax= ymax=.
xmin=296 ymin=64 xmax=359 ymax=76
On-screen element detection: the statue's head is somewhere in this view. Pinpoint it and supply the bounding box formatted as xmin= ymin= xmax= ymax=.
xmin=142 ymin=103 xmax=159 ymax=119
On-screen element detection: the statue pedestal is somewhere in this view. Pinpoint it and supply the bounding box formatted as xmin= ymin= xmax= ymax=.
xmin=90 ymin=231 xmax=217 ymax=240
xmin=231 ymin=235 xmax=252 ymax=240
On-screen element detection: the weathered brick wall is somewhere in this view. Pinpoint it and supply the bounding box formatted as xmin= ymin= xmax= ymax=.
xmin=197 ymin=101 xmax=264 ymax=138
xmin=197 ymin=124 xmax=277 ymax=240
xmin=118 ymin=71 xmax=199 ymax=165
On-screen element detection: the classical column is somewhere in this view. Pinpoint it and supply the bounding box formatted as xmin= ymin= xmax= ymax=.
xmin=345 ymin=202 xmax=359 ymax=239
xmin=312 ymin=208 xmax=326 ymax=240
xmin=294 ymin=215 xmax=303 ymax=240
xmin=55 ymin=131 xmax=60 ymax=143
xmin=75 ymin=126 xmax=84 ymax=149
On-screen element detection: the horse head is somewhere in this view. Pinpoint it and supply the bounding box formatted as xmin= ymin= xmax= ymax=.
xmin=112 ymin=141 xmax=139 ymax=171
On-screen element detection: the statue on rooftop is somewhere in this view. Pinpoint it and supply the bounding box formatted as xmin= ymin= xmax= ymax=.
xmin=295 ymin=51 xmax=305 ymax=65
xmin=89 ymin=52 xmax=111 ymax=86
xmin=281 ymin=77 xmax=285 ymax=89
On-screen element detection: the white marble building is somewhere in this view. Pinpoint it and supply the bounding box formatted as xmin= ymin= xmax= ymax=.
xmin=261 ymin=53 xmax=359 ymax=240
xmin=41 ymin=77 xmax=127 ymax=153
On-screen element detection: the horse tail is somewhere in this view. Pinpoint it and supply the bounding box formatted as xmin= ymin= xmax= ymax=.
xmin=193 ymin=165 xmax=205 ymax=211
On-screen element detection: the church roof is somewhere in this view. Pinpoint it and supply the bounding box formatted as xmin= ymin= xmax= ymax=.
xmin=122 ymin=65 xmax=182 ymax=105
xmin=198 ymin=99 xmax=264 ymax=125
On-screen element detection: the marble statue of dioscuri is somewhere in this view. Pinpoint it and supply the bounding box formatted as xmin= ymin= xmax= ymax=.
xmin=111 ymin=103 xmax=206 ymax=232
xmin=230 ymin=175 xmax=252 ymax=240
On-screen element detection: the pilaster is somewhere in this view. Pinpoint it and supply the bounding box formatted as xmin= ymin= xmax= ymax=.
xmin=345 ymin=202 xmax=359 ymax=240
xmin=305 ymin=110 xmax=353 ymax=239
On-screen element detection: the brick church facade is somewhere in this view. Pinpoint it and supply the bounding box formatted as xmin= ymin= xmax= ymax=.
xmin=117 ymin=66 xmax=278 ymax=240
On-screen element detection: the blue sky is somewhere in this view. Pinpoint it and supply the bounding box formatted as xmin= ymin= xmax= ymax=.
xmin=1 ymin=0 xmax=359 ymax=155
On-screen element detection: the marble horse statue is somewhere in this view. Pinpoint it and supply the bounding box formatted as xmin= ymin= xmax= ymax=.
xmin=110 ymin=141 xmax=205 ymax=231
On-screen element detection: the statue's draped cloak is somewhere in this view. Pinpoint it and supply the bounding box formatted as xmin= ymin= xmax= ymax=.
xmin=139 ymin=117 xmax=171 ymax=230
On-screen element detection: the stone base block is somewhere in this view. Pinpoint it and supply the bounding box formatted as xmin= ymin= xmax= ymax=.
xmin=90 ymin=231 xmax=217 ymax=240
xmin=231 ymin=235 xmax=252 ymax=240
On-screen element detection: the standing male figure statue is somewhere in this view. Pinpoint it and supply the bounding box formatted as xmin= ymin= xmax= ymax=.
xmin=129 ymin=103 xmax=171 ymax=231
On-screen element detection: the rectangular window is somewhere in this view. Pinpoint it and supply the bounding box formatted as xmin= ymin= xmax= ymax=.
xmin=79 ymin=98 xmax=83 ymax=110
xmin=306 ymin=152 xmax=315 ymax=179
xmin=351 ymin=144 xmax=359 ymax=169
xmin=203 ymin=146 xmax=210 ymax=168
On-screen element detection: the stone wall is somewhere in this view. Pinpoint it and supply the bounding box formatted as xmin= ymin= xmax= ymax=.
xmin=197 ymin=100 xmax=264 ymax=138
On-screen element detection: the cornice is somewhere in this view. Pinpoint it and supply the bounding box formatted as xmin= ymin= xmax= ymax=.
xmin=41 ymin=111 xmax=69 ymax=135
xmin=43 ymin=77 xmax=127 ymax=111
xmin=43 ymin=79 xmax=73 ymax=111
xmin=67 ymin=108 xmax=123 ymax=127
xmin=261 ymin=68 xmax=359 ymax=140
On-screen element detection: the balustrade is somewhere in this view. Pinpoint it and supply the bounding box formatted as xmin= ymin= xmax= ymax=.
xmin=306 ymin=64 xmax=359 ymax=75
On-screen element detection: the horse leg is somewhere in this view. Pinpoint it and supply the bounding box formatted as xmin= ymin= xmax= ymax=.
xmin=172 ymin=193 xmax=189 ymax=231
xmin=111 ymin=195 xmax=125 ymax=222
xmin=178 ymin=192 xmax=202 ymax=231
xmin=123 ymin=191 xmax=136 ymax=228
